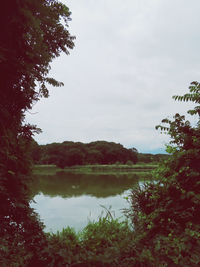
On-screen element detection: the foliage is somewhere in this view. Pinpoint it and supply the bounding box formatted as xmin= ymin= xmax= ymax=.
xmin=125 ymin=82 xmax=200 ymax=266
xmin=137 ymin=153 xmax=169 ymax=163
xmin=0 ymin=0 xmax=74 ymax=265
xmin=31 ymin=140 xmax=138 ymax=167
xmin=44 ymin=215 xmax=133 ymax=266
xmin=31 ymin=140 xmax=169 ymax=167
xmin=30 ymin=139 xmax=42 ymax=164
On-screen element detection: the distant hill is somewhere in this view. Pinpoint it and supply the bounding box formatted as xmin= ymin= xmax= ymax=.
xmin=30 ymin=139 xmax=170 ymax=168
xmin=137 ymin=153 xmax=169 ymax=163
xmin=30 ymin=140 xmax=138 ymax=168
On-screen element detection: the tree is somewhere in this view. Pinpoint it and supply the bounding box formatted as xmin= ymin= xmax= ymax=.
xmin=0 ymin=1 xmax=74 ymax=265
xmin=127 ymin=148 xmax=138 ymax=164
xmin=30 ymin=139 xmax=42 ymax=164
xmin=127 ymin=82 xmax=200 ymax=266
xmin=36 ymin=140 xmax=138 ymax=166
xmin=65 ymin=148 xmax=84 ymax=167
xmin=85 ymin=149 xmax=103 ymax=164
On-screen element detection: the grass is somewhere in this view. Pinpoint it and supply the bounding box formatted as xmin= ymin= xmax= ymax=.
xmin=33 ymin=163 xmax=158 ymax=176
xmin=45 ymin=214 xmax=134 ymax=266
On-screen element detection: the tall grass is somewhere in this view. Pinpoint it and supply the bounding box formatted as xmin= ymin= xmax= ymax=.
xmin=45 ymin=213 xmax=134 ymax=266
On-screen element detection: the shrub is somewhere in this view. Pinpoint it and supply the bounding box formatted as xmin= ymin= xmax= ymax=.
xmin=125 ymin=82 xmax=200 ymax=266
xmin=43 ymin=215 xmax=133 ymax=266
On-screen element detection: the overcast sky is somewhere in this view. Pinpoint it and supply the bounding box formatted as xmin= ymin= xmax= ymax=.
xmin=25 ymin=0 xmax=200 ymax=153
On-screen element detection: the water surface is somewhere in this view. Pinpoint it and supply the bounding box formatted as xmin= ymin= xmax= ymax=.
xmin=31 ymin=171 xmax=150 ymax=232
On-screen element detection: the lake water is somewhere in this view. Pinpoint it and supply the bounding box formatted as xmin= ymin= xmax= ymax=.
xmin=30 ymin=171 xmax=151 ymax=232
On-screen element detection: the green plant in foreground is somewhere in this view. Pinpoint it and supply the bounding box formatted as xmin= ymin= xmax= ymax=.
xmin=44 ymin=215 xmax=133 ymax=266
xmin=126 ymin=82 xmax=200 ymax=266
xmin=0 ymin=1 xmax=74 ymax=266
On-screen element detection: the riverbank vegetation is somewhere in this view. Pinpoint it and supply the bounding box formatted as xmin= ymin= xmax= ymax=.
xmin=44 ymin=216 xmax=134 ymax=266
xmin=31 ymin=140 xmax=169 ymax=168
xmin=33 ymin=163 xmax=157 ymax=176
xmin=31 ymin=140 xmax=138 ymax=167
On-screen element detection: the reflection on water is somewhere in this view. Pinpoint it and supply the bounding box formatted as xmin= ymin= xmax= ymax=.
xmin=30 ymin=171 xmax=151 ymax=232
xmin=31 ymin=171 xmax=142 ymax=198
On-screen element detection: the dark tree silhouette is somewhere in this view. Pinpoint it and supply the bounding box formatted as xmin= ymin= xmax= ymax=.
xmin=0 ymin=1 xmax=74 ymax=265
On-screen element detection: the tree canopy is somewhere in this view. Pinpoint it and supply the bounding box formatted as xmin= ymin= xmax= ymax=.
xmin=0 ymin=1 xmax=74 ymax=118
xmin=0 ymin=1 xmax=74 ymax=265
xmin=31 ymin=140 xmax=138 ymax=167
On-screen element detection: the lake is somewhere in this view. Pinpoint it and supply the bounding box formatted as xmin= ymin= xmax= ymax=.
xmin=30 ymin=169 xmax=152 ymax=232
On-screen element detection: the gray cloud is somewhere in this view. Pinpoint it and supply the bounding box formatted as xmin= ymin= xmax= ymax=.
xmin=26 ymin=0 xmax=200 ymax=152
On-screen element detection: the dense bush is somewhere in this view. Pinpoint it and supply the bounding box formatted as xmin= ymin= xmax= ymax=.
xmin=125 ymin=82 xmax=200 ymax=266
xmin=35 ymin=216 xmax=133 ymax=266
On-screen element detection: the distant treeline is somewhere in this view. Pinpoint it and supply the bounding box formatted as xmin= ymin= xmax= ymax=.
xmin=30 ymin=140 xmax=169 ymax=168
xmin=137 ymin=153 xmax=169 ymax=163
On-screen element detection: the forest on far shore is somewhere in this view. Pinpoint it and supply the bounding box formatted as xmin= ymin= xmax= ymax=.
xmin=30 ymin=140 xmax=169 ymax=168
